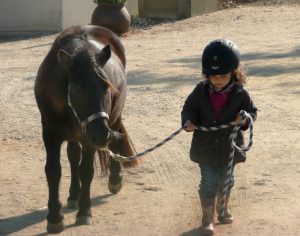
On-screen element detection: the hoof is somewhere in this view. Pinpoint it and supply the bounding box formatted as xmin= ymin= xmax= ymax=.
xmin=218 ymin=216 xmax=233 ymax=224
xmin=108 ymin=181 xmax=122 ymax=194
xmin=67 ymin=199 xmax=78 ymax=209
xmin=200 ymin=227 xmax=214 ymax=236
xmin=47 ymin=221 xmax=65 ymax=234
xmin=200 ymin=222 xmax=214 ymax=236
xmin=75 ymin=216 xmax=92 ymax=225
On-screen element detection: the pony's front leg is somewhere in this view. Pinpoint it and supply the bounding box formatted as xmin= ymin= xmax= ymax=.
xmin=67 ymin=141 xmax=81 ymax=209
xmin=75 ymin=145 xmax=95 ymax=225
xmin=108 ymin=158 xmax=122 ymax=194
xmin=43 ymin=127 xmax=64 ymax=234
xmin=107 ymin=140 xmax=123 ymax=194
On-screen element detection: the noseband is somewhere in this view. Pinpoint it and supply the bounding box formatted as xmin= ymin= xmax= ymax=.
xmin=67 ymin=85 xmax=109 ymax=132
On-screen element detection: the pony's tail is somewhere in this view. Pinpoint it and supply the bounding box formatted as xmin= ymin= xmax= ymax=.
xmin=118 ymin=121 xmax=141 ymax=168
xmin=97 ymin=150 xmax=110 ymax=176
xmin=97 ymin=121 xmax=141 ymax=175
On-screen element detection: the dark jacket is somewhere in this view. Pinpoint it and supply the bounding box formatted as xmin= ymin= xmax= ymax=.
xmin=181 ymin=80 xmax=257 ymax=166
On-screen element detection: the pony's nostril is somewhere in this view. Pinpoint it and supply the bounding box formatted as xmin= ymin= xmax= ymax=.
xmin=88 ymin=131 xmax=110 ymax=147
xmin=107 ymin=131 xmax=111 ymax=141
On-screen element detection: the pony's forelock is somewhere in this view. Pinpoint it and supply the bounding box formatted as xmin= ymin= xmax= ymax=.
xmin=92 ymin=61 xmax=119 ymax=93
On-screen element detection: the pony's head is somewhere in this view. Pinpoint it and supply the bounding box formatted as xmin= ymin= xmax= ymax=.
xmin=58 ymin=43 xmax=116 ymax=148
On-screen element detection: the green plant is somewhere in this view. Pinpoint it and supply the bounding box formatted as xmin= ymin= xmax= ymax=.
xmin=94 ymin=0 xmax=127 ymax=3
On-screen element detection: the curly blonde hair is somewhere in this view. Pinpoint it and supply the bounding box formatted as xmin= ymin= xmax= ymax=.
xmin=203 ymin=64 xmax=247 ymax=85
xmin=232 ymin=64 xmax=247 ymax=85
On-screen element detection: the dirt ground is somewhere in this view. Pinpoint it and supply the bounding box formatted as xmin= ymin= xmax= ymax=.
xmin=1 ymin=1 xmax=300 ymax=235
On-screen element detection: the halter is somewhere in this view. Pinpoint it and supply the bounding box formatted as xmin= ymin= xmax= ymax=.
xmin=67 ymin=85 xmax=109 ymax=132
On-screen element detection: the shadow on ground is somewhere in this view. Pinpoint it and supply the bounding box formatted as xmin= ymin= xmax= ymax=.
xmin=0 ymin=194 xmax=112 ymax=235
xmin=0 ymin=31 xmax=57 ymax=43
xmin=163 ymin=45 xmax=300 ymax=78
xmin=128 ymin=70 xmax=198 ymax=91
xmin=180 ymin=227 xmax=201 ymax=236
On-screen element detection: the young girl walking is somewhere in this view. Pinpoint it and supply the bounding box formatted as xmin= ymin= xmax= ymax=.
xmin=181 ymin=39 xmax=257 ymax=235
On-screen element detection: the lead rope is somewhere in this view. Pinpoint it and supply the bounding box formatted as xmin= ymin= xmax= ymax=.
xmin=109 ymin=111 xmax=253 ymax=218
xmin=218 ymin=111 xmax=253 ymax=221
xmin=109 ymin=121 xmax=238 ymax=162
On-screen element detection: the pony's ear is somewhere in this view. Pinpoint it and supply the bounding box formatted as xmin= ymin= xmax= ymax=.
xmin=58 ymin=49 xmax=72 ymax=66
xmin=96 ymin=45 xmax=111 ymax=67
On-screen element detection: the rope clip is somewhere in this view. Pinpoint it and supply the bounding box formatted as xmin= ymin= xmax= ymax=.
xmin=108 ymin=151 xmax=128 ymax=163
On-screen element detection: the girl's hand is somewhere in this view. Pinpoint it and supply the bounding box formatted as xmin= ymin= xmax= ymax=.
xmin=235 ymin=113 xmax=246 ymax=125
xmin=183 ymin=120 xmax=195 ymax=132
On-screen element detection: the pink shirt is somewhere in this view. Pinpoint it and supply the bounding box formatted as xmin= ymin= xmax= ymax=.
xmin=208 ymin=82 xmax=235 ymax=120
xmin=209 ymin=91 xmax=229 ymax=120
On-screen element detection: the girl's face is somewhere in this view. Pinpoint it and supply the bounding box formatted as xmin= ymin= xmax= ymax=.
xmin=209 ymin=72 xmax=232 ymax=91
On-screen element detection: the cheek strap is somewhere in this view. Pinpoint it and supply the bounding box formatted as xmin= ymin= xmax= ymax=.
xmin=67 ymin=85 xmax=109 ymax=132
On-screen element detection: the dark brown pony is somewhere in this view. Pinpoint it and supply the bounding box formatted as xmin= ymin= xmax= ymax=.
xmin=34 ymin=25 xmax=139 ymax=233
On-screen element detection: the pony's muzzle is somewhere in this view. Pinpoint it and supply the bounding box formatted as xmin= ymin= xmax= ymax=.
xmin=85 ymin=120 xmax=111 ymax=148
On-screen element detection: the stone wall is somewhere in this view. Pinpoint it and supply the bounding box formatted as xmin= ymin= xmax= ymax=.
xmin=138 ymin=0 xmax=218 ymax=19
xmin=0 ymin=0 xmax=97 ymax=31
xmin=0 ymin=0 xmax=217 ymax=31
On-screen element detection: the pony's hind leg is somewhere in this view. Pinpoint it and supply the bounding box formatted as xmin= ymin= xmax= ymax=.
xmin=75 ymin=145 xmax=96 ymax=225
xmin=67 ymin=141 xmax=81 ymax=209
xmin=43 ymin=127 xmax=64 ymax=233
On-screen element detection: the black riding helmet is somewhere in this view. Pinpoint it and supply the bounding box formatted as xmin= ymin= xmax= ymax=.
xmin=202 ymin=39 xmax=240 ymax=76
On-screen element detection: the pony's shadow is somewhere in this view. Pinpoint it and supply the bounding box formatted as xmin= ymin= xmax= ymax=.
xmin=0 ymin=194 xmax=112 ymax=235
xmin=180 ymin=227 xmax=201 ymax=236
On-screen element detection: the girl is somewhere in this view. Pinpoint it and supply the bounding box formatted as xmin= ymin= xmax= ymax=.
xmin=181 ymin=39 xmax=257 ymax=236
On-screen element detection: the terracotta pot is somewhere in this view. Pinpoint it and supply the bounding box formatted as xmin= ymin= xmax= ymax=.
xmin=91 ymin=3 xmax=131 ymax=35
